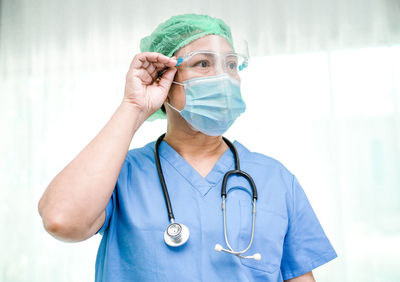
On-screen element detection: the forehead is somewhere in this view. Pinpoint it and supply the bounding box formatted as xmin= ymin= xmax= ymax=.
xmin=174 ymin=35 xmax=233 ymax=57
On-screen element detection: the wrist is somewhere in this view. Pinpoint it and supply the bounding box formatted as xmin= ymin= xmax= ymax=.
xmin=118 ymin=102 xmax=148 ymax=129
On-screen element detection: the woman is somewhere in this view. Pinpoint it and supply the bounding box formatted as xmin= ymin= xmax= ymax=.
xmin=38 ymin=14 xmax=337 ymax=281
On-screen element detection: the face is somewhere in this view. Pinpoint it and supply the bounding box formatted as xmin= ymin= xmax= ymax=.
xmin=166 ymin=35 xmax=235 ymax=111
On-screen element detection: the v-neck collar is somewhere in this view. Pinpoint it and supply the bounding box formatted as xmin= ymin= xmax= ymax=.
xmin=158 ymin=140 xmax=239 ymax=197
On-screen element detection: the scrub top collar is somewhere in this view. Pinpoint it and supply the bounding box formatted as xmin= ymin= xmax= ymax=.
xmin=157 ymin=140 xmax=247 ymax=197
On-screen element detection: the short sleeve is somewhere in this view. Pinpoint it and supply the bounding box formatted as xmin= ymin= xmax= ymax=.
xmin=95 ymin=189 xmax=115 ymax=236
xmin=95 ymin=156 xmax=131 ymax=236
xmin=280 ymin=175 xmax=337 ymax=280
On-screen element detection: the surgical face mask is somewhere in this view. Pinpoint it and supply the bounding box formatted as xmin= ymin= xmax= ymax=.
xmin=167 ymin=73 xmax=246 ymax=136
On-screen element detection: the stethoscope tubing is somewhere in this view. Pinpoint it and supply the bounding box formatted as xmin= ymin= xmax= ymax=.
xmin=154 ymin=133 xmax=175 ymax=222
xmin=154 ymin=133 xmax=260 ymax=260
xmin=222 ymin=197 xmax=257 ymax=255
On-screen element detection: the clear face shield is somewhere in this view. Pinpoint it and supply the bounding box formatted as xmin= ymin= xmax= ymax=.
xmin=173 ymin=35 xmax=249 ymax=82
xmin=166 ymin=35 xmax=249 ymax=136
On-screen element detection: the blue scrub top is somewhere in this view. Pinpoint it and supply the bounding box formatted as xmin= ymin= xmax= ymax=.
xmin=95 ymin=140 xmax=337 ymax=281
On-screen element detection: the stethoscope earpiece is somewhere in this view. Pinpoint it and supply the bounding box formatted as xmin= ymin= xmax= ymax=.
xmin=214 ymin=244 xmax=224 ymax=252
xmin=214 ymin=243 xmax=262 ymax=261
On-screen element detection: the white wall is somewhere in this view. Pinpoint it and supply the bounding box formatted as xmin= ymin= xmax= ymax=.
xmin=1 ymin=0 xmax=400 ymax=281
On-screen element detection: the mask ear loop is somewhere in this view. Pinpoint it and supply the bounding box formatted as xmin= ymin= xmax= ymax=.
xmin=172 ymin=81 xmax=184 ymax=86
xmin=166 ymin=55 xmax=184 ymax=109
xmin=166 ymin=102 xmax=181 ymax=113
xmin=166 ymin=56 xmax=194 ymax=131
xmin=165 ymin=102 xmax=199 ymax=133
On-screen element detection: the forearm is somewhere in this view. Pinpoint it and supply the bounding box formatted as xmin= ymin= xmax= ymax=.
xmin=38 ymin=102 xmax=146 ymax=241
xmin=285 ymin=271 xmax=315 ymax=282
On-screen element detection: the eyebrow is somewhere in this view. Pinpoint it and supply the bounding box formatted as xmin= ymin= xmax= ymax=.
xmin=193 ymin=50 xmax=235 ymax=54
xmin=193 ymin=52 xmax=218 ymax=58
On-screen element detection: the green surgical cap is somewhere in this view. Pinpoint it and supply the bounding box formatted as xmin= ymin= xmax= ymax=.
xmin=140 ymin=14 xmax=233 ymax=121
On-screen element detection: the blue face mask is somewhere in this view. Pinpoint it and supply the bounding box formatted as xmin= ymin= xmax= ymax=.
xmin=167 ymin=73 xmax=246 ymax=136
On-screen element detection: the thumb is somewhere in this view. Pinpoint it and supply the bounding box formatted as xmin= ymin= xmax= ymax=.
xmin=158 ymin=67 xmax=177 ymax=92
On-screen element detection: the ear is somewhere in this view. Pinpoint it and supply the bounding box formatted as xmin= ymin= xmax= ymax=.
xmin=166 ymin=82 xmax=178 ymax=103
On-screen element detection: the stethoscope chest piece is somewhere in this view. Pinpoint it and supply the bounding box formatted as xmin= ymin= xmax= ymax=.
xmin=164 ymin=222 xmax=190 ymax=247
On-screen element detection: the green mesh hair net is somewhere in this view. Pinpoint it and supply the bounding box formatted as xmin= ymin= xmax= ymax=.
xmin=140 ymin=14 xmax=233 ymax=121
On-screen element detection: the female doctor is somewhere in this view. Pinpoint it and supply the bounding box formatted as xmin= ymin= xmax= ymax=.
xmin=38 ymin=14 xmax=337 ymax=282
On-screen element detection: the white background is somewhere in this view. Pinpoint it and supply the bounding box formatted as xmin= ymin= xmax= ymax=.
xmin=1 ymin=0 xmax=400 ymax=281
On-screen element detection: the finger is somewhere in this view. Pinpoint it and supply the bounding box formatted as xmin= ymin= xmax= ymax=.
xmin=145 ymin=63 xmax=157 ymax=77
xmin=145 ymin=53 xmax=173 ymax=64
xmin=130 ymin=54 xmax=151 ymax=69
xmin=164 ymin=56 xmax=178 ymax=67
xmin=149 ymin=68 xmax=158 ymax=81
xmin=131 ymin=61 xmax=163 ymax=81
xmin=146 ymin=54 xmax=177 ymax=69
xmin=153 ymin=62 xmax=167 ymax=70
xmin=135 ymin=69 xmax=153 ymax=85
xmin=158 ymin=67 xmax=177 ymax=92
xmin=132 ymin=53 xmax=177 ymax=69
xmin=127 ymin=58 xmax=152 ymax=80
xmin=141 ymin=60 xmax=150 ymax=69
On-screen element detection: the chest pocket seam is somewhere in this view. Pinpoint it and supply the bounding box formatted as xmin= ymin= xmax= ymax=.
xmin=238 ymin=200 xmax=286 ymax=274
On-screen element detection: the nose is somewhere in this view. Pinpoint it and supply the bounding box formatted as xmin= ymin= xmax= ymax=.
xmin=210 ymin=59 xmax=226 ymax=76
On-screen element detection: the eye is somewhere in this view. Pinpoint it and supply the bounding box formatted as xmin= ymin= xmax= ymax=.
xmin=194 ymin=60 xmax=210 ymax=68
xmin=227 ymin=61 xmax=237 ymax=70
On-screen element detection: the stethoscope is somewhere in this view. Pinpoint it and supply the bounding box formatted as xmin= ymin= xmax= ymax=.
xmin=154 ymin=133 xmax=261 ymax=261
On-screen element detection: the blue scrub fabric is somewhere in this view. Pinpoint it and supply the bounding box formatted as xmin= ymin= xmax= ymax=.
xmin=95 ymin=140 xmax=337 ymax=281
